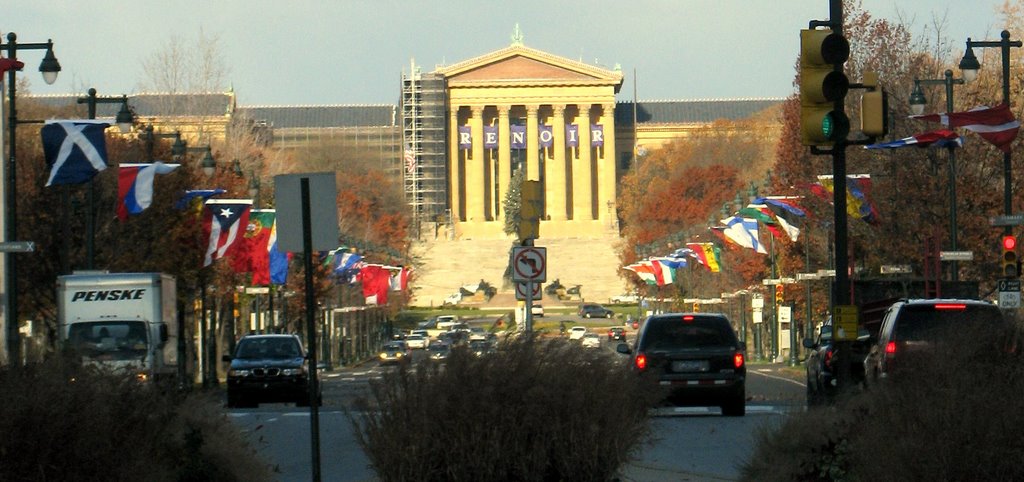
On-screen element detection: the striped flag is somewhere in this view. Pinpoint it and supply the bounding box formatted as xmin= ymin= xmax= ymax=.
xmin=686 ymin=242 xmax=721 ymax=273
xmin=911 ymin=104 xmax=1019 ymax=153
xmin=202 ymin=199 xmax=253 ymax=267
xmin=864 ymin=129 xmax=962 ymax=149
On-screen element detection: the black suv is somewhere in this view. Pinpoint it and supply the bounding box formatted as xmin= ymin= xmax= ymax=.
xmin=579 ymin=303 xmax=614 ymax=318
xmin=802 ymin=317 xmax=872 ymax=406
xmin=616 ymin=313 xmax=746 ymax=416
xmin=863 ymin=299 xmax=1006 ymax=386
xmin=223 ymin=334 xmax=320 ymax=408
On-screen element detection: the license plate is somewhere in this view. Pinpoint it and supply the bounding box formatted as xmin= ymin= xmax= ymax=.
xmin=672 ymin=360 xmax=708 ymax=372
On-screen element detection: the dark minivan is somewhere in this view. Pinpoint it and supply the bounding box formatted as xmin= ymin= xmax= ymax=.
xmin=617 ymin=313 xmax=746 ymax=416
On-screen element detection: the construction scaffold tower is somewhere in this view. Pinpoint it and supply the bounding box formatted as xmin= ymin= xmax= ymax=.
xmin=401 ymin=59 xmax=451 ymax=239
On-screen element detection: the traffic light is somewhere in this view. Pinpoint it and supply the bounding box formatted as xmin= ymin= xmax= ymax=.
xmin=800 ymin=28 xmax=850 ymax=146
xmin=518 ymin=180 xmax=542 ymax=242
xmin=1003 ymin=235 xmax=1019 ymax=278
xmin=775 ymin=284 xmax=784 ymax=305
xmin=860 ymin=71 xmax=889 ymax=138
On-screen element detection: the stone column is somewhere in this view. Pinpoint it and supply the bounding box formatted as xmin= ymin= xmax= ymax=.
xmin=497 ymin=105 xmax=512 ymax=222
xmin=573 ymin=105 xmax=593 ymax=220
xmin=449 ymin=108 xmax=462 ymax=221
xmin=526 ymin=105 xmax=540 ymax=181
xmin=548 ymin=104 xmax=567 ymax=220
xmin=468 ymin=106 xmax=486 ymax=221
xmin=599 ymin=103 xmax=617 ymax=225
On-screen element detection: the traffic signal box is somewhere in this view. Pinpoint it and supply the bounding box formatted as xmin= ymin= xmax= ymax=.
xmin=518 ymin=180 xmax=542 ymax=242
xmin=775 ymin=284 xmax=784 ymax=305
xmin=1003 ymin=235 xmax=1019 ymax=278
xmin=860 ymin=71 xmax=889 ymax=138
xmin=800 ymin=28 xmax=851 ymax=146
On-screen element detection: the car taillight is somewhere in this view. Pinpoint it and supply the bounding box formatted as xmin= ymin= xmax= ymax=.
xmin=933 ymin=303 xmax=967 ymax=311
xmin=635 ymin=353 xmax=647 ymax=371
xmin=682 ymin=315 xmax=694 ymax=322
xmin=733 ymin=352 xmax=745 ymax=369
xmin=885 ymin=341 xmax=897 ymax=356
xmin=823 ymin=348 xmax=834 ymax=369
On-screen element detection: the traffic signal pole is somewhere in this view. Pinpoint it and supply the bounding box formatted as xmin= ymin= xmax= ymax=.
xmin=798 ymin=0 xmax=880 ymax=397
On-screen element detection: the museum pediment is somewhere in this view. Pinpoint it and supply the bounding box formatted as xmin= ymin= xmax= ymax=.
xmin=438 ymin=45 xmax=622 ymax=86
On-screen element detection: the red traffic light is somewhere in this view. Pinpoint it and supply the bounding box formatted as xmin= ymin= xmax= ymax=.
xmin=1003 ymin=235 xmax=1018 ymax=251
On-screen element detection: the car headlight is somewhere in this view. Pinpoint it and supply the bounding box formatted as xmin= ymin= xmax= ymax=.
xmin=228 ymin=368 xmax=252 ymax=377
xmin=281 ymin=367 xmax=304 ymax=376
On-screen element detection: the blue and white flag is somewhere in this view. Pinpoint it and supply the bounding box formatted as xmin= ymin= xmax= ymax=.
xmin=41 ymin=120 xmax=111 ymax=186
xmin=721 ymin=215 xmax=767 ymax=254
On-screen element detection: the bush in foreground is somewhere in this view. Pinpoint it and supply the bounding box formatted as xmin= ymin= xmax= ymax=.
xmin=350 ymin=336 xmax=659 ymax=482
xmin=0 ymin=358 xmax=272 ymax=482
xmin=740 ymin=323 xmax=1024 ymax=481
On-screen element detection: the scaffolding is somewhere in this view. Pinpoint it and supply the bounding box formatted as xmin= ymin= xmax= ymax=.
xmin=401 ymin=60 xmax=449 ymax=238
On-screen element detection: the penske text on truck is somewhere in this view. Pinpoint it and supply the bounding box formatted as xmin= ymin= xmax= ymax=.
xmin=57 ymin=272 xmax=180 ymax=382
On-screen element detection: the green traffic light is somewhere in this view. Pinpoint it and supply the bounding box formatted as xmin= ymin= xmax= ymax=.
xmin=822 ymin=114 xmax=833 ymax=138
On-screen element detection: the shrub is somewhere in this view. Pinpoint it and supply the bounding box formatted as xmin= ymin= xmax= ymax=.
xmin=740 ymin=322 xmax=1024 ymax=481
xmin=0 ymin=357 xmax=272 ymax=482
xmin=349 ymin=336 xmax=659 ymax=481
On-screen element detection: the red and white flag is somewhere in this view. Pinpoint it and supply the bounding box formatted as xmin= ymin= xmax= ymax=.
xmin=202 ymin=199 xmax=253 ymax=267
xmin=911 ymin=103 xmax=1019 ymax=153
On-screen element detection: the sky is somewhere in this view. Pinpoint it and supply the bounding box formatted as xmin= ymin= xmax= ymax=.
xmin=4 ymin=0 xmax=1012 ymax=107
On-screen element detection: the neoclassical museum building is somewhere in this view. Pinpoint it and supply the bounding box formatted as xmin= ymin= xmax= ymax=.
xmin=33 ymin=34 xmax=782 ymax=304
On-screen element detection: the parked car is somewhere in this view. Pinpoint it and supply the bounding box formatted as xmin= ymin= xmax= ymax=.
xmin=863 ymin=298 xmax=1007 ymax=387
xmin=223 ymin=334 xmax=320 ymax=408
xmin=610 ymin=293 xmax=639 ymax=304
xmin=579 ymin=303 xmax=614 ymax=319
xmin=379 ymin=341 xmax=412 ymax=365
xmin=531 ymin=304 xmax=544 ymax=317
xmin=802 ymin=317 xmax=872 ymax=406
xmin=608 ymin=327 xmax=626 ymax=341
xmin=568 ymin=326 xmax=588 ymax=340
xmin=405 ymin=334 xmax=430 ymax=350
xmin=616 ymin=313 xmax=746 ymax=416
xmin=581 ymin=333 xmax=601 ymax=349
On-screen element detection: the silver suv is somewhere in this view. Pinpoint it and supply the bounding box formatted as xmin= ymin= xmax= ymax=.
xmin=863 ymin=299 xmax=1006 ymax=386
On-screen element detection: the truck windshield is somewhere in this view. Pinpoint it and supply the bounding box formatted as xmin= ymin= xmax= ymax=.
xmin=67 ymin=321 xmax=148 ymax=360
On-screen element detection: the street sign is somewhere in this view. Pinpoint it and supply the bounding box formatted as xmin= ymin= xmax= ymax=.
xmin=991 ymin=214 xmax=1024 ymax=226
xmin=761 ymin=278 xmax=781 ymax=285
xmin=511 ymin=246 xmax=547 ymax=283
xmin=999 ymin=282 xmax=1021 ymax=309
xmin=833 ymin=305 xmax=859 ymax=341
xmin=796 ymin=272 xmax=820 ymax=280
xmin=817 ymin=269 xmax=837 ymax=277
xmin=998 ymin=279 xmax=1021 ymax=292
xmin=0 ymin=241 xmax=35 ymax=252
xmin=940 ymin=251 xmax=973 ymax=261
xmin=514 ymin=282 xmax=542 ymax=301
xmin=245 ymin=287 xmax=270 ymax=294
xmin=880 ymin=265 xmax=912 ymax=274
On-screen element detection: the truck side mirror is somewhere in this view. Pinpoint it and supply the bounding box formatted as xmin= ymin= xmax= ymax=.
xmin=158 ymin=323 xmax=169 ymax=346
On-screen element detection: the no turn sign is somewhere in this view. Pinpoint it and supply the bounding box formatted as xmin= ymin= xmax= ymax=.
xmin=511 ymin=246 xmax=547 ymax=283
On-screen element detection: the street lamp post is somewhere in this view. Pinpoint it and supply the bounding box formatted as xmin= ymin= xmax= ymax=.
xmin=910 ymin=70 xmax=964 ymax=281
xmin=2 ymin=32 xmax=61 ymax=365
xmin=77 ymin=88 xmax=133 ymax=270
xmin=179 ymin=144 xmax=219 ymax=387
xmin=959 ymin=31 xmax=1022 ymax=238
